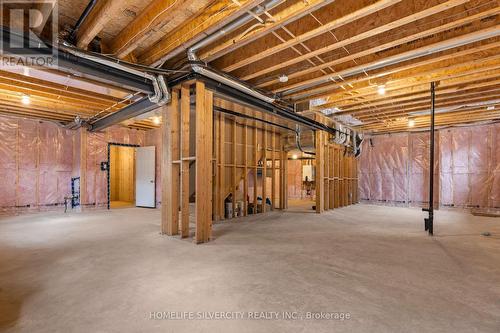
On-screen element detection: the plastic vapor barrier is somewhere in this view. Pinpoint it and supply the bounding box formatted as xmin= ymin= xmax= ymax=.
xmin=0 ymin=115 xmax=147 ymax=214
xmin=359 ymin=123 xmax=500 ymax=209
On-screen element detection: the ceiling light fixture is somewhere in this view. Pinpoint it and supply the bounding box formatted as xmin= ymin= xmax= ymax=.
xmin=152 ymin=116 xmax=161 ymax=125
xmin=278 ymin=74 xmax=289 ymax=83
xmin=21 ymin=95 xmax=30 ymax=105
xmin=291 ymin=154 xmax=298 ymax=160
xmin=377 ymin=85 xmax=386 ymax=95
xmin=486 ymin=106 xmax=495 ymax=111
xmin=408 ymin=119 xmax=416 ymax=127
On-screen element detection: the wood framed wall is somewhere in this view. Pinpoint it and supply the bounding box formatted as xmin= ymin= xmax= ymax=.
xmin=162 ymin=81 xmax=213 ymax=243
xmin=315 ymin=131 xmax=358 ymax=213
xmin=160 ymin=80 xmax=357 ymax=244
xmin=213 ymin=98 xmax=287 ymax=222
xmin=161 ymin=80 xmax=289 ymax=244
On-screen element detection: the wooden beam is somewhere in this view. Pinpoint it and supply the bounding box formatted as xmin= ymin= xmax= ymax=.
xmin=315 ymin=131 xmax=324 ymax=213
xmin=180 ymin=85 xmax=190 ymax=238
xmin=262 ymin=38 xmax=500 ymax=91
xmin=223 ymin=0 xmax=402 ymax=73
xmin=195 ymin=82 xmax=213 ymax=243
xmin=303 ymin=57 xmax=500 ymax=103
xmin=276 ymin=26 xmax=500 ymax=94
xmin=109 ymin=0 xmax=211 ymax=58
xmin=201 ymin=0 xmax=335 ymax=62
xmin=240 ymin=0 xmax=471 ymax=81
xmin=138 ymin=0 xmax=266 ymax=66
xmin=161 ymin=91 xmax=180 ymax=235
xmin=76 ymin=0 xmax=123 ymax=49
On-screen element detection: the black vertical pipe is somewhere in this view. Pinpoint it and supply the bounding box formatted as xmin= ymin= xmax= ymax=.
xmin=70 ymin=0 xmax=98 ymax=43
xmin=427 ymin=82 xmax=436 ymax=235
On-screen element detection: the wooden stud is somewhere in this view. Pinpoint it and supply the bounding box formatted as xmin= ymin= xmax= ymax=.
xmin=195 ymin=82 xmax=212 ymax=243
xmin=315 ymin=131 xmax=324 ymax=213
xmin=161 ymin=90 xmax=178 ymax=235
xmin=180 ymin=85 xmax=190 ymax=238
xmin=243 ymin=121 xmax=248 ymax=216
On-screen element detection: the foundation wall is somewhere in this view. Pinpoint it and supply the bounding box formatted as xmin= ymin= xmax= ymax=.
xmin=0 ymin=114 xmax=146 ymax=214
xmin=359 ymin=123 xmax=500 ymax=209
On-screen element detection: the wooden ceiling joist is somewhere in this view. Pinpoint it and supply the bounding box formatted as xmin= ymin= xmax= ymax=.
xmin=138 ymin=0 xmax=267 ymax=66
xmin=200 ymin=0 xmax=336 ymax=62
xmin=300 ymin=54 xmax=500 ymax=103
xmin=108 ymin=0 xmax=212 ymax=59
xmin=221 ymin=0 xmax=403 ymax=73
xmin=237 ymin=0 xmax=472 ymax=81
xmin=274 ymin=26 xmax=500 ymax=95
xmin=333 ymin=81 xmax=500 ymax=113
xmin=76 ymin=0 xmax=124 ymax=49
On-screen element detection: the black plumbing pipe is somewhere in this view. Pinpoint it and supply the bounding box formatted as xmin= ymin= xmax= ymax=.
xmin=213 ymin=106 xmax=296 ymax=133
xmin=70 ymin=0 xmax=99 ymax=43
xmin=423 ymin=82 xmax=436 ymax=235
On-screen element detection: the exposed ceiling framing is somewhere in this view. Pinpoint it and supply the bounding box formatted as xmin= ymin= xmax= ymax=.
xmin=0 ymin=0 xmax=498 ymax=133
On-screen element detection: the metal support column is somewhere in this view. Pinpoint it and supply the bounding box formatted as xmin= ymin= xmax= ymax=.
xmin=423 ymin=82 xmax=436 ymax=235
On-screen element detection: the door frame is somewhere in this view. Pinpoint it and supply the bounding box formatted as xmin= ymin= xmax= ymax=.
xmin=107 ymin=142 xmax=140 ymax=210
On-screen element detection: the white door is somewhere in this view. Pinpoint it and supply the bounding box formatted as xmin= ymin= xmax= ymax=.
xmin=135 ymin=146 xmax=156 ymax=208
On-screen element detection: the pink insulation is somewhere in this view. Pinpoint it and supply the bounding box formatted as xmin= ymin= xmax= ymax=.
xmin=358 ymin=133 xmax=409 ymax=204
xmin=0 ymin=114 xmax=149 ymax=214
xmin=0 ymin=116 xmax=76 ymax=213
xmin=359 ymin=123 xmax=500 ymax=209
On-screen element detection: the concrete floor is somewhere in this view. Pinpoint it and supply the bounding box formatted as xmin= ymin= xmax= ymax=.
xmin=0 ymin=205 xmax=499 ymax=332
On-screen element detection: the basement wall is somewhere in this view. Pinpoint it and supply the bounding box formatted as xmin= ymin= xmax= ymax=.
xmin=0 ymin=115 xmax=146 ymax=214
xmin=359 ymin=122 xmax=500 ymax=209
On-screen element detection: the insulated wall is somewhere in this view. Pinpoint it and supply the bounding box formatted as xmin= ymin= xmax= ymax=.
xmin=359 ymin=123 xmax=500 ymax=209
xmin=0 ymin=114 xmax=146 ymax=214
xmin=0 ymin=115 xmax=76 ymax=214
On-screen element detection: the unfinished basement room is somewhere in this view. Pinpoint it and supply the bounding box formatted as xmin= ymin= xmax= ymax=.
xmin=0 ymin=0 xmax=499 ymax=332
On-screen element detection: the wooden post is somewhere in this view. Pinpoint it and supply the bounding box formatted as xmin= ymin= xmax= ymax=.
xmin=79 ymin=128 xmax=87 ymax=207
xmin=195 ymin=82 xmax=212 ymax=243
xmin=161 ymin=90 xmax=179 ymax=235
xmin=243 ymin=121 xmax=248 ymax=216
xmin=180 ymin=85 xmax=190 ymax=238
xmin=315 ymin=131 xmax=324 ymax=213
xmin=232 ymin=118 xmax=236 ymax=218
xmin=262 ymin=125 xmax=267 ymax=213
xmin=219 ymin=113 xmax=225 ymax=220
xmin=271 ymin=128 xmax=276 ymax=210
xmin=280 ymin=136 xmax=288 ymax=210
xmin=253 ymin=126 xmax=258 ymax=213
xmin=324 ymin=138 xmax=330 ymax=210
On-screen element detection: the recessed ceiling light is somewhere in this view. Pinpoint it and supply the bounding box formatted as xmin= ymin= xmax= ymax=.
xmin=408 ymin=119 xmax=415 ymax=127
xmin=377 ymin=85 xmax=386 ymax=95
xmin=21 ymin=95 xmax=30 ymax=105
xmin=278 ymin=74 xmax=288 ymax=83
